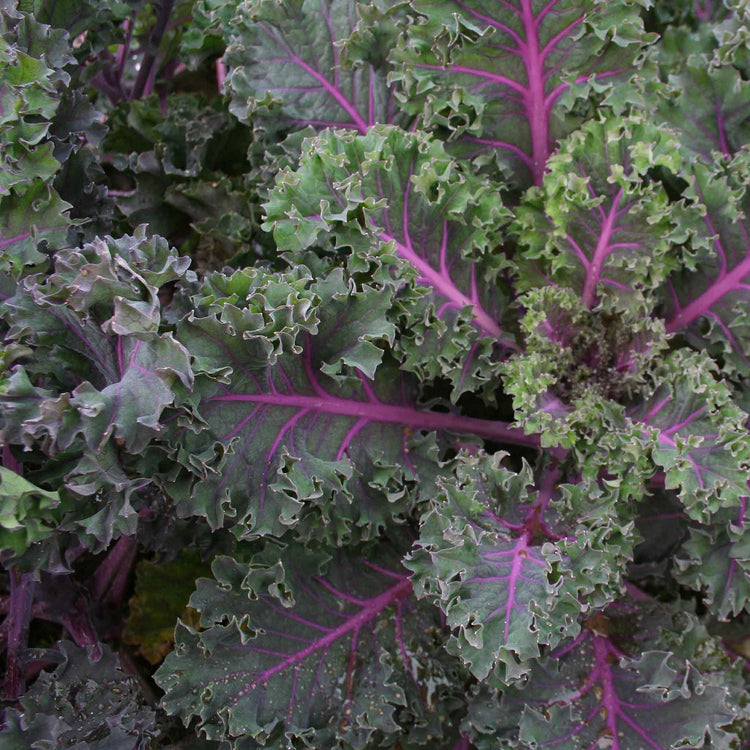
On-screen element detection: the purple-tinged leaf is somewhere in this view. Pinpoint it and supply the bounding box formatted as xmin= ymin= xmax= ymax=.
xmin=677 ymin=524 xmax=750 ymax=620
xmin=408 ymin=453 xmax=560 ymax=682
xmin=265 ymin=127 xmax=511 ymax=339
xmin=0 ymin=231 xmax=194 ymax=553
xmin=156 ymin=541 xmax=459 ymax=748
xmin=515 ymin=630 xmax=735 ymax=748
xmin=0 ymin=641 xmax=156 ymax=748
xmin=393 ymin=0 xmax=654 ymax=185
xmin=264 ymin=126 xmax=517 ymax=400
xmin=468 ymin=596 xmax=744 ymax=747
xmin=630 ymin=351 xmax=750 ymax=522
xmin=675 ymin=497 xmax=750 ymax=619
xmin=1 ymin=230 xmax=194 ymax=453
xmin=653 ymin=65 xmax=750 ymax=166
xmin=662 ymin=155 xmax=750 ymax=377
xmin=173 ymin=273 xmax=537 ymax=541
xmin=513 ymin=116 xmax=686 ymax=312
xmin=534 ymin=473 xmax=646 ymax=653
xmin=0 ymin=184 xmax=71 ymax=272
xmin=224 ymin=0 xmax=406 ymax=132
xmin=2 ymin=313 xmax=192 ymax=456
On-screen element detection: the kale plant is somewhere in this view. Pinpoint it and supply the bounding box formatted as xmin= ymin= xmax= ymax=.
xmin=0 ymin=0 xmax=748 ymax=747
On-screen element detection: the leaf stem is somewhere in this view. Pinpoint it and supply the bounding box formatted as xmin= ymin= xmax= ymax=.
xmin=91 ymin=535 xmax=138 ymax=606
xmin=131 ymin=0 xmax=175 ymax=100
xmin=3 ymin=569 xmax=35 ymax=701
xmin=116 ymin=15 xmax=135 ymax=84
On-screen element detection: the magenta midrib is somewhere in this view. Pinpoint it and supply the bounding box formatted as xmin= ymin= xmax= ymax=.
xmin=504 ymin=532 xmax=530 ymax=640
xmin=416 ymin=6 xmax=550 ymax=185
xmin=582 ymin=190 xmax=623 ymax=307
xmin=520 ymin=0 xmax=548 ymax=186
xmin=378 ymin=230 xmax=504 ymax=339
xmin=259 ymin=23 xmax=367 ymax=133
xmin=594 ymin=636 xmax=664 ymax=750
xmin=206 ymin=391 xmax=539 ymax=447
xmin=592 ymin=637 xmax=625 ymax=750
xmin=665 ymin=253 xmax=750 ymax=333
xmin=291 ymin=54 xmax=367 ymax=133
xmin=231 ymin=578 xmax=411 ymax=703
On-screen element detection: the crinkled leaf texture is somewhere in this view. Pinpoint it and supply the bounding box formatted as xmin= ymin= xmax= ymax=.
xmin=0 ymin=5 xmax=74 ymax=271
xmin=393 ymin=0 xmax=654 ymax=185
xmin=500 ymin=303 xmax=750 ymax=528
xmin=631 ymin=351 xmax=750 ymax=523
xmin=0 ymin=183 xmax=71 ymax=272
xmin=674 ymin=499 xmax=750 ymax=620
xmin=407 ymin=452 xmax=552 ymax=683
xmin=662 ymin=153 xmax=750 ymax=378
xmin=102 ymin=93 xmax=259 ymax=252
xmin=515 ymin=642 xmax=735 ymax=748
xmin=467 ymin=599 xmax=739 ymax=749
xmin=0 ymin=228 xmax=194 ymax=550
xmin=0 ymin=465 xmax=60 ymax=555
xmin=498 ymin=285 xmax=667 ymax=454
xmin=408 ymin=450 xmax=647 ymax=687
xmin=0 ymin=640 xmax=156 ymax=749
xmin=513 ymin=116 xmax=687 ymax=313
xmin=0 ymin=6 xmax=72 ymax=195
xmin=156 ymin=539 xmax=461 ymax=748
xmin=0 ymin=3 xmax=747 ymax=748
xmin=170 ymin=267 xmax=533 ymax=543
xmin=264 ymin=125 xmax=516 ymax=400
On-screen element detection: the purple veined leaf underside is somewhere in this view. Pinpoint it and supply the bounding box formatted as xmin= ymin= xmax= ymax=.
xmin=225 ymin=0 xmax=404 ymax=132
xmin=395 ymin=0 xmax=651 ymax=185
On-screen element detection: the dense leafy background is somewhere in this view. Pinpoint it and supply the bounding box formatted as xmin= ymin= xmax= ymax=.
xmin=0 ymin=0 xmax=748 ymax=748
